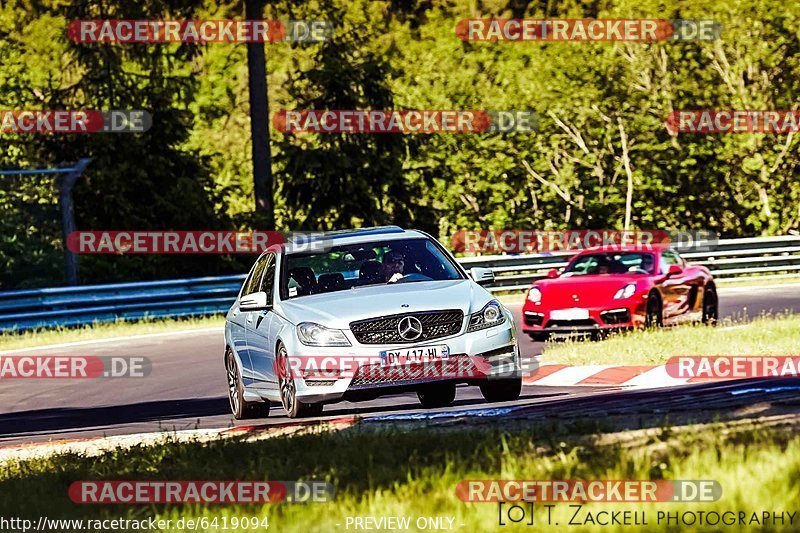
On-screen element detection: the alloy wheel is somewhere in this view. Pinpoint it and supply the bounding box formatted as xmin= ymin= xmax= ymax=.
xmin=277 ymin=345 xmax=296 ymax=414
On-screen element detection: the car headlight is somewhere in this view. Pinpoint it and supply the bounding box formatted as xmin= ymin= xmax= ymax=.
xmin=296 ymin=322 xmax=351 ymax=346
xmin=468 ymin=300 xmax=506 ymax=332
xmin=613 ymin=283 xmax=637 ymax=300
xmin=527 ymin=287 xmax=542 ymax=303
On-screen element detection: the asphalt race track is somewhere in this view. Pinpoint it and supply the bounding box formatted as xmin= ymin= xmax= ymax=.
xmin=0 ymin=284 xmax=797 ymax=445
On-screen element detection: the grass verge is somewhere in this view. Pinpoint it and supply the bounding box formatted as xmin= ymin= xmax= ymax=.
xmin=0 ymin=315 xmax=225 ymax=351
xmin=1 ymin=417 xmax=799 ymax=531
xmin=541 ymin=314 xmax=800 ymax=366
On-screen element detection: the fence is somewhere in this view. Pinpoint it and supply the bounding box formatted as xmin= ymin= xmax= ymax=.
xmin=1 ymin=235 xmax=798 ymax=331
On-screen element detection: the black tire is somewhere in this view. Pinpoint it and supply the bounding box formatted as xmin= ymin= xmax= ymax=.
xmin=417 ymin=382 xmax=457 ymax=408
xmin=226 ymin=349 xmax=270 ymax=420
xmin=702 ymin=283 xmax=719 ymax=325
xmin=276 ymin=343 xmax=323 ymax=418
xmin=480 ymin=377 xmax=522 ymax=402
xmin=645 ymin=291 xmax=663 ymax=328
xmin=528 ymin=332 xmax=549 ymax=342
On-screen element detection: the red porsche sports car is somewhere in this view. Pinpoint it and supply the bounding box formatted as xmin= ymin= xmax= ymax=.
xmin=521 ymin=246 xmax=718 ymax=341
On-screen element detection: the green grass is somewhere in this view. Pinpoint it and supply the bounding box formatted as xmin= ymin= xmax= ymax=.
xmin=542 ymin=315 xmax=800 ymax=366
xmin=1 ymin=418 xmax=799 ymax=531
xmin=716 ymin=275 xmax=800 ymax=288
xmin=0 ymin=315 xmax=225 ymax=351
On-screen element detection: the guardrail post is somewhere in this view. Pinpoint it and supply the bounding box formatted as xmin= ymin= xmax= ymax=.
xmin=57 ymin=158 xmax=91 ymax=286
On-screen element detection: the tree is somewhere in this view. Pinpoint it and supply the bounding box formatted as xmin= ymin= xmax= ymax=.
xmin=245 ymin=0 xmax=275 ymax=229
xmin=273 ymin=0 xmax=414 ymax=230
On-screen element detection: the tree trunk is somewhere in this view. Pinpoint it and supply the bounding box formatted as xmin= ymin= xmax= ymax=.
xmin=245 ymin=0 xmax=274 ymax=229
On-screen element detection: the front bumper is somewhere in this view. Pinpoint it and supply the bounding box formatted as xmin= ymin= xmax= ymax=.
xmin=290 ymin=318 xmax=519 ymax=403
xmin=521 ymin=299 xmax=647 ymax=336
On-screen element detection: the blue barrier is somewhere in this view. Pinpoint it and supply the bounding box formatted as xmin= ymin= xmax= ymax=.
xmin=0 ymin=275 xmax=245 ymax=331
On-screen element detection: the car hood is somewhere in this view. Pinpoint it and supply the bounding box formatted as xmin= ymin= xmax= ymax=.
xmin=277 ymin=279 xmax=490 ymax=328
xmin=534 ymin=274 xmax=647 ymax=307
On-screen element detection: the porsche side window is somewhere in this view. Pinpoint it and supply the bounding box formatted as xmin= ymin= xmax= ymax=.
xmin=565 ymin=256 xmax=599 ymax=275
xmin=663 ymin=250 xmax=681 ymax=265
xmin=659 ymin=250 xmax=681 ymax=274
xmin=242 ymin=255 xmax=268 ymax=296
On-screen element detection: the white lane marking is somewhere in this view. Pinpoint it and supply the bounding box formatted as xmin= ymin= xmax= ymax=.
xmin=0 ymin=326 xmax=223 ymax=354
xmin=624 ymin=365 xmax=689 ymax=389
xmin=531 ymin=364 xmax=613 ymax=386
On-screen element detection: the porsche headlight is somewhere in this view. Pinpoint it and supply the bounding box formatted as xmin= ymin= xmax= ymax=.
xmin=296 ymin=322 xmax=351 ymax=346
xmin=527 ymin=287 xmax=542 ymax=303
xmin=468 ymin=300 xmax=506 ymax=332
xmin=613 ymin=283 xmax=637 ymax=300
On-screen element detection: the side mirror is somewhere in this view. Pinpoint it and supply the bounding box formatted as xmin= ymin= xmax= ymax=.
xmin=470 ymin=267 xmax=495 ymax=286
xmin=546 ymin=269 xmax=559 ymax=279
xmin=240 ymin=291 xmax=269 ymax=311
xmin=667 ymin=264 xmax=683 ymax=277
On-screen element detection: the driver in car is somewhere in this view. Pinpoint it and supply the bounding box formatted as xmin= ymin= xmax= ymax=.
xmin=639 ymin=254 xmax=655 ymax=274
xmin=383 ymin=251 xmax=405 ymax=283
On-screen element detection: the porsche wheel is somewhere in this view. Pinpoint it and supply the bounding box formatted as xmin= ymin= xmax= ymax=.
xmin=702 ymin=284 xmax=718 ymax=325
xmin=645 ymin=291 xmax=663 ymax=328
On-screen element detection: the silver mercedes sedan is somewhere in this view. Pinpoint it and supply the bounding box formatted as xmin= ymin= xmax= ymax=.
xmin=224 ymin=226 xmax=521 ymax=418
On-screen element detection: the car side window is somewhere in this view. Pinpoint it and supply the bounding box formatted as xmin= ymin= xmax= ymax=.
xmin=659 ymin=250 xmax=681 ymax=274
xmin=663 ymin=250 xmax=681 ymax=265
xmin=259 ymin=253 xmax=277 ymax=305
xmin=242 ymin=255 xmax=268 ymax=296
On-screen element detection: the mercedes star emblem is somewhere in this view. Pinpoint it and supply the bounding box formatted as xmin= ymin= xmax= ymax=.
xmin=398 ymin=316 xmax=423 ymax=341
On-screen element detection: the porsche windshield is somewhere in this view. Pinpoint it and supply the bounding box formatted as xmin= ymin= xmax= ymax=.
xmin=563 ymin=252 xmax=656 ymax=276
xmin=282 ymin=238 xmax=463 ymax=299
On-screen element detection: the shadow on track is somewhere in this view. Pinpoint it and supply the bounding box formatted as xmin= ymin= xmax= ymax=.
xmin=0 ymin=397 xmax=231 ymax=438
xmin=0 ymin=390 xmax=568 ymax=439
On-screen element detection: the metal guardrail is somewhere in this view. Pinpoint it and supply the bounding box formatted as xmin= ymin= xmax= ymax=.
xmin=467 ymin=234 xmax=800 ymax=293
xmin=0 ymin=235 xmax=798 ymax=331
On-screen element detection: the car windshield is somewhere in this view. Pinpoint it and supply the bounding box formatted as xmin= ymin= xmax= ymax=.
xmin=281 ymin=237 xmax=463 ymax=299
xmin=563 ymin=252 xmax=656 ymax=276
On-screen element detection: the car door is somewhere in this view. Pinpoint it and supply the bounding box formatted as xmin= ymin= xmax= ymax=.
xmin=237 ymin=254 xmax=269 ymax=384
xmin=659 ymin=249 xmax=693 ymax=321
xmin=245 ymin=252 xmax=279 ymax=392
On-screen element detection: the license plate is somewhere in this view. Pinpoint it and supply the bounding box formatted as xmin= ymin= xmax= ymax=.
xmin=550 ymin=308 xmax=589 ymax=320
xmin=380 ymin=345 xmax=450 ymax=368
